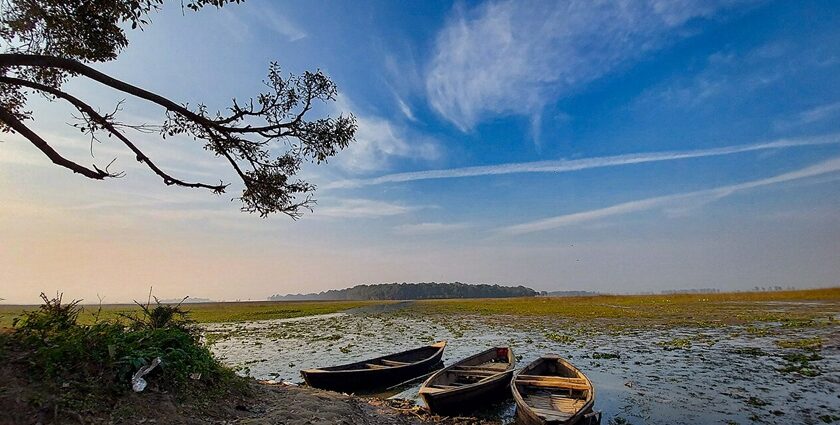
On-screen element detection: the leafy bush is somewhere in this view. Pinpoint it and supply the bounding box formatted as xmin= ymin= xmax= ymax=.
xmin=8 ymin=293 xmax=242 ymax=411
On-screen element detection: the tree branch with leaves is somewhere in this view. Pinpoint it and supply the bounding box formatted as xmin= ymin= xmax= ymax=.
xmin=0 ymin=0 xmax=356 ymax=217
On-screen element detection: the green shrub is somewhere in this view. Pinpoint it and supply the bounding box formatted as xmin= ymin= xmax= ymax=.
xmin=8 ymin=293 xmax=242 ymax=411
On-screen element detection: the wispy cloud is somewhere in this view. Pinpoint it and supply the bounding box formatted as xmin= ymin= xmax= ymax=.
xmin=315 ymin=199 xmax=421 ymax=219
xmin=776 ymin=101 xmax=840 ymax=130
xmin=426 ymin=0 xmax=744 ymax=131
xmin=331 ymin=96 xmax=439 ymax=173
xmin=638 ymin=43 xmax=799 ymax=109
xmin=326 ymin=134 xmax=840 ymax=189
xmin=393 ymin=222 xmax=472 ymax=236
xmin=499 ymin=156 xmax=840 ymax=235
xmin=258 ymin=6 xmax=306 ymax=41
xmin=215 ymin=0 xmax=306 ymax=42
xmin=395 ymin=95 xmax=418 ymax=122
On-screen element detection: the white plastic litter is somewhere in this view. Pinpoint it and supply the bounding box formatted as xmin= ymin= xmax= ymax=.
xmin=131 ymin=357 xmax=162 ymax=392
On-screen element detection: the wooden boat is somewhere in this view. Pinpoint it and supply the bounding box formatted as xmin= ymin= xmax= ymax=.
xmin=511 ymin=354 xmax=600 ymax=425
xmin=419 ymin=346 xmax=516 ymax=415
xmin=300 ymin=341 xmax=446 ymax=393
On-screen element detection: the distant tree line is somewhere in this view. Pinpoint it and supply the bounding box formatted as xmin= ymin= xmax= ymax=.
xmin=268 ymin=282 xmax=538 ymax=301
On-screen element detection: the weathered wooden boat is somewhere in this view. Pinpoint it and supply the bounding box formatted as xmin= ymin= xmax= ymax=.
xmin=300 ymin=341 xmax=446 ymax=393
xmin=511 ymin=354 xmax=600 ymax=425
xmin=419 ymin=346 xmax=516 ymax=415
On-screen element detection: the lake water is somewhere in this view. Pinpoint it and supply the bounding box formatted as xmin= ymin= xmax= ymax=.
xmin=206 ymin=304 xmax=839 ymax=424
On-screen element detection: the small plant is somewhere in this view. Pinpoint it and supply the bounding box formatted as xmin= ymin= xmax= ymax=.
xmin=12 ymin=292 xmax=81 ymax=336
xmin=119 ymin=290 xmax=194 ymax=332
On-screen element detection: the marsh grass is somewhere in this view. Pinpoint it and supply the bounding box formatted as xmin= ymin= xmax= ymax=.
xmin=408 ymin=288 xmax=840 ymax=328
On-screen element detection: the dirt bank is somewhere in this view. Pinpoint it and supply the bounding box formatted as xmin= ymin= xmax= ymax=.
xmin=0 ymin=379 xmax=497 ymax=425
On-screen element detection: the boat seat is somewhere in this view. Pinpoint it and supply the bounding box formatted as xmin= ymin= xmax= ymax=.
xmin=431 ymin=384 xmax=464 ymax=389
xmin=380 ymin=359 xmax=410 ymax=366
xmin=517 ymin=375 xmax=588 ymax=389
xmin=365 ymin=363 xmax=390 ymax=369
xmin=457 ymin=364 xmax=508 ymax=371
xmin=451 ymin=368 xmax=498 ymax=375
xmin=530 ymin=407 xmax=574 ymax=421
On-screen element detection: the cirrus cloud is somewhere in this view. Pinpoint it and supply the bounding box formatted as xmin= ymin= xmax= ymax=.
xmin=426 ymin=0 xmax=750 ymax=131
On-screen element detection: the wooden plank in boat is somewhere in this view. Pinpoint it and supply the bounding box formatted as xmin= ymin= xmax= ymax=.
xmin=517 ymin=379 xmax=590 ymax=390
xmin=365 ymin=363 xmax=390 ymax=369
xmin=381 ymin=359 xmax=410 ymax=366
xmin=451 ymin=368 xmax=498 ymax=375
xmin=516 ymin=375 xmax=586 ymax=384
xmin=432 ymin=384 xmax=462 ymax=389
xmin=530 ymin=407 xmax=573 ymax=421
xmin=457 ymin=363 xmax=508 ymax=371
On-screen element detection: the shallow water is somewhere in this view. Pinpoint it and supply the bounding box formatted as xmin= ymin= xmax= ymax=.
xmin=206 ymin=307 xmax=840 ymax=424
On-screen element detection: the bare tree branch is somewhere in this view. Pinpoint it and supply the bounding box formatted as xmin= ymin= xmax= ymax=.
xmin=0 ymin=105 xmax=117 ymax=179
xmin=0 ymin=75 xmax=228 ymax=192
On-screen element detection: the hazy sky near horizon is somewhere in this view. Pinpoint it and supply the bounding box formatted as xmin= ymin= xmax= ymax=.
xmin=2 ymin=0 xmax=840 ymax=303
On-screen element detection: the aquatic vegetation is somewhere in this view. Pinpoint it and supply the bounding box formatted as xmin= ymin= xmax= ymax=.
xmin=746 ymin=396 xmax=769 ymax=407
xmin=745 ymin=325 xmax=773 ymax=336
xmin=544 ymin=331 xmax=575 ymax=343
xmin=775 ymin=337 xmax=822 ymax=350
xmin=658 ymin=337 xmax=692 ymax=350
xmin=729 ymin=347 xmax=768 ymax=357
xmin=780 ymin=318 xmax=817 ymax=328
xmin=778 ymin=351 xmax=824 ymax=377
xmin=592 ymin=352 xmax=621 ymax=359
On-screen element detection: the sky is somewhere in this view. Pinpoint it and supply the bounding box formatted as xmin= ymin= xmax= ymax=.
xmin=1 ymin=0 xmax=839 ymax=303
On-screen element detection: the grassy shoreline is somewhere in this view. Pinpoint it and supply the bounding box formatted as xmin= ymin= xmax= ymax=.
xmin=2 ymin=288 xmax=837 ymax=328
xmin=0 ymin=300 xmax=390 ymax=328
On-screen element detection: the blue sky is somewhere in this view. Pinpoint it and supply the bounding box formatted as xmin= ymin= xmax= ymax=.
xmin=1 ymin=0 xmax=839 ymax=303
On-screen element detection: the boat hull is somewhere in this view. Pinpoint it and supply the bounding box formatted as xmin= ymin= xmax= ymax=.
xmin=421 ymin=369 xmax=513 ymax=415
xmin=301 ymin=342 xmax=446 ymax=393
xmin=512 ymin=355 xmax=599 ymax=425
xmin=514 ymin=407 xmax=601 ymax=425
xmin=420 ymin=346 xmax=516 ymax=415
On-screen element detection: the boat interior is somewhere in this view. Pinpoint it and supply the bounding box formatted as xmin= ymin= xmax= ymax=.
xmin=321 ymin=341 xmax=445 ymax=371
xmin=424 ymin=347 xmax=513 ymax=391
xmin=514 ymin=356 xmax=592 ymax=422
